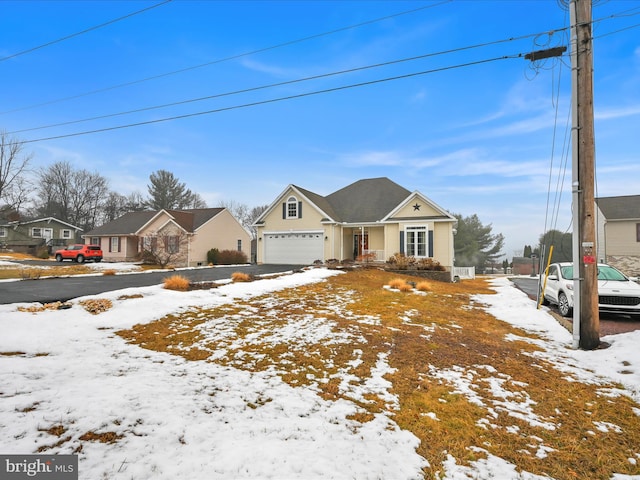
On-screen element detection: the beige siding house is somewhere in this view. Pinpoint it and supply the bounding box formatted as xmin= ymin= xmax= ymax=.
xmin=595 ymin=195 xmax=640 ymax=275
xmin=83 ymin=208 xmax=251 ymax=267
xmin=253 ymin=177 xmax=457 ymax=276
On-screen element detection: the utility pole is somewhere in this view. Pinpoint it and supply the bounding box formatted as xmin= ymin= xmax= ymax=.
xmin=570 ymin=0 xmax=600 ymax=349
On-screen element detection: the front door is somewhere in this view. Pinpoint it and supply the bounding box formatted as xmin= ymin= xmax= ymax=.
xmin=353 ymin=234 xmax=369 ymax=259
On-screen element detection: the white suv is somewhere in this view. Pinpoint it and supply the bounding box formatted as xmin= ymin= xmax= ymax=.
xmin=541 ymin=262 xmax=640 ymax=317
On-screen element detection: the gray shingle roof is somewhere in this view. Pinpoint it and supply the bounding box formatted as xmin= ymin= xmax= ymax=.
xmin=326 ymin=177 xmax=411 ymax=222
xmin=84 ymin=208 xmax=224 ymax=236
xmin=596 ymin=195 xmax=640 ymax=220
xmin=292 ymin=177 xmax=412 ymax=223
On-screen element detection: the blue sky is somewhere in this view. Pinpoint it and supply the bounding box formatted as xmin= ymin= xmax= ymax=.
xmin=1 ymin=0 xmax=639 ymax=260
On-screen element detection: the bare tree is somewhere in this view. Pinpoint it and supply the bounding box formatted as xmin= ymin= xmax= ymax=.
xmin=139 ymin=229 xmax=189 ymax=268
xmin=0 ymin=131 xmax=32 ymax=213
xmin=101 ymin=191 xmax=147 ymax=224
xmin=218 ymin=200 xmax=267 ymax=238
xmin=34 ymin=161 xmax=110 ymax=230
xmin=246 ymin=204 xmax=268 ymax=239
xmin=186 ymin=191 xmax=207 ymax=209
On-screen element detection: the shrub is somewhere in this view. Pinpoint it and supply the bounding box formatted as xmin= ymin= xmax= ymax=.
xmin=231 ymin=272 xmax=252 ymax=282
xmin=398 ymin=282 xmax=413 ymax=292
xmin=163 ymin=275 xmax=190 ymax=291
xmin=217 ymin=249 xmax=248 ymax=265
xmin=102 ymin=269 xmax=117 ymax=276
xmin=416 ymin=258 xmax=446 ymax=271
xmin=416 ymin=281 xmax=431 ymax=292
xmin=139 ymin=249 xmax=157 ymax=265
xmin=36 ymin=246 xmax=50 ymax=259
xmin=207 ymin=248 xmax=219 ymax=265
xmin=387 ymin=253 xmax=415 ymax=270
xmin=388 ymin=278 xmax=407 ymax=289
xmin=79 ymin=298 xmax=113 ymax=315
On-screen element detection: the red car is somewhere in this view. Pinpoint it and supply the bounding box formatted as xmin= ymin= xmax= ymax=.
xmin=54 ymin=244 xmax=103 ymax=263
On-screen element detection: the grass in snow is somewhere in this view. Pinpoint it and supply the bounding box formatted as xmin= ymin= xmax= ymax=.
xmin=118 ymin=268 xmax=640 ymax=480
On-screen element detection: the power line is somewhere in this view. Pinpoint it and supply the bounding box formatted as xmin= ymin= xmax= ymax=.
xmin=0 ymin=1 xmax=451 ymax=116
xmin=9 ymin=29 xmax=556 ymax=135
xmin=0 ymin=0 xmax=173 ymax=63
xmin=16 ymin=53 xmax=521 ymax=145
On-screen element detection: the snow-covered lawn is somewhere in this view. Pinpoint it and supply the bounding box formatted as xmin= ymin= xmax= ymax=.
xmin=1 ymin=268 xmax=639 ymax=479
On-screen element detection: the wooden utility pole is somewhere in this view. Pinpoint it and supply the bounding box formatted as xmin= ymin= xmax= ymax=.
xmin=570 ymin=0 xmax=600 ymax=349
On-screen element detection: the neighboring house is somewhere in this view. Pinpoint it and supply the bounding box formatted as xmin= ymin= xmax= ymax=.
xmin=0 ymin=217 xmax=83 ymax=254
xmin=512 ymin=257 xmax=537 ymax=276
xmin=595 ymin=195 xmax=640 ymax=275
xmin=83 ymin=208 xmax=251 ymax=267
xmin=253 ymin=177 xmax=457 ymax=276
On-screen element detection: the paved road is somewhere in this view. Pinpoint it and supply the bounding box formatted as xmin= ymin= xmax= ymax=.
xmin=0 ymin=264 xmax=304 ymax=304
xmin=509 ymin=276 xmax=640 ymax=335
xmin=510 ymin=277 xmax=541 ymax=299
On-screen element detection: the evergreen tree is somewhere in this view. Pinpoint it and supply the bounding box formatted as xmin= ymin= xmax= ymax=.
xmin=539 ymin=230 xmax=572 ymax=263
xmin=453 ymin=213 xmax=504 ymax=273
xmin=146 ymin=170 xmax=205 ymax=210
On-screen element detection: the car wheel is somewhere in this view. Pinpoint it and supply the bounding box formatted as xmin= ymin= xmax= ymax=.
xmin=76 ymin=255 xmax=85 ymax=264
xmin=94 ymin=258 xmax=101 ymax=263
xmin=55 ymin=254 xmax=63 ymax=262
xmin=558 ymin=292 xmax=572 ymax=317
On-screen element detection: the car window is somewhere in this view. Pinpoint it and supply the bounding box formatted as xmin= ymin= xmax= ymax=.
xmin=597 ymin=266 xmax=627 ymax=281
xmin=71 ymin=245 xmax=81 ymax=250
xmin=560 ymin=266 xmax=573 ymax=279
xmin=88 ymin=246 xmax=100 ymax=251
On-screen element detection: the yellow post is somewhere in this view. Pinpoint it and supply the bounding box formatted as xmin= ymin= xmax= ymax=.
xmin=537 ymin=245 xmax=554 ymax=309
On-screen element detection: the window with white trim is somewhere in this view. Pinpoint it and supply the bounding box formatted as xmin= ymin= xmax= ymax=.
xmin=406 ymin=226 xmax=428 ymax=257
xmin=286 ymin=196 xmax=298 ymax=218
xmin=237 ymin=239 xmax=242 ymax=252
xmin=61 ymin=229 xmax=72 ymax=239
xmin=0 ymin=227 xmax=6 ymax=237
xmin=31 ymin=227 xmax=53 ymax=239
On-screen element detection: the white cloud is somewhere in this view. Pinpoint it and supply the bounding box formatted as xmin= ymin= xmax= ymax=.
xmin=340 ymin=150 xmax=405 ymax=167
xmin=595 ymin=104 xmax=640 ymax=120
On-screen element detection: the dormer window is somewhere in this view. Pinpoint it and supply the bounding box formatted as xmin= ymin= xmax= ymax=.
xmin=283 ymin=196 xmax=302 ymax=219
xmin=287 ymin=197 xmax=298 ymax=218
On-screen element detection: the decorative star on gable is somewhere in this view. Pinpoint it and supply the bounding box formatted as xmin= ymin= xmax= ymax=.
xmin=413 ymin=203 xmax=421 ymax=211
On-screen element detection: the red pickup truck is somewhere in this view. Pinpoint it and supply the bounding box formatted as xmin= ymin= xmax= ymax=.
xmin=54 ymin=244 xmax=103 ymax=263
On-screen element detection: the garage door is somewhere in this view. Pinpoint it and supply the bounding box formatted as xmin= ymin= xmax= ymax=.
xmin=264 ymin=231 xmax=324 ymax=264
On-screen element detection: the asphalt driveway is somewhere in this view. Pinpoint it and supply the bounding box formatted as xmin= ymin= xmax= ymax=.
xmin=0 ymin=264 xmax=304 ymax=304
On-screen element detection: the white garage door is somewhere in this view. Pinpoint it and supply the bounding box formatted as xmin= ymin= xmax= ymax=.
xmin=264 ymin=231 xmax=324 ymax=264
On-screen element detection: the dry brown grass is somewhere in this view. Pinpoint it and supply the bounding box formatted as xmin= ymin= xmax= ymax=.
xmin=79 ymin=298 xmax=113 ymax=315
xmin=388 ymin=278 xmax=407 ymax=289
xmin=415 ymin=281 xmax=431 ymax=291
xmin=0 ymin=252 xmax=36 ymax=260
xmin=0 ymin=264 xmax=94 ymax=280
xmin=17 ymin=301 xmax=72 ymax=313
xmin=79 ymin=431 xmax=123 ymax=444
xmin=163 ymin=275 xmax=190 ymax=291
xmin=117 ymin=269 xmax=640 ymax=479
xmin=231 ymin=271 xmax=252 ymax=282
xmin=117 ymin=293 xmax=144 ymax=300
xmin=102 ymin=269 xmax=117 ymax=276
